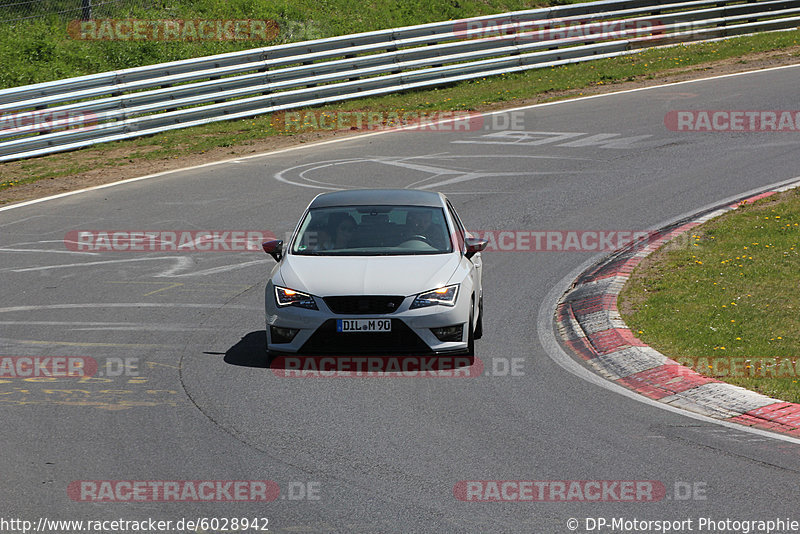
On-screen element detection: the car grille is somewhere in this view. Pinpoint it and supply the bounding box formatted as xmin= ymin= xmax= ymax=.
xmin=300 ymin=319 xmax=431 ymax=354
xmin=323 ymin=295 xmax=405 ymax=314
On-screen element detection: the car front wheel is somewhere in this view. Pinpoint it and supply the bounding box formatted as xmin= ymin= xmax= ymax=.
xmin=465 ymin=299 xmax=475 ymax=358
xmin=474 ymin=295 xmax=483 ymax=339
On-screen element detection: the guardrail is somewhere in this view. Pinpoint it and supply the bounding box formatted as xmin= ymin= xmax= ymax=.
xmin=1 ymin=0 xmax=799 ymax=162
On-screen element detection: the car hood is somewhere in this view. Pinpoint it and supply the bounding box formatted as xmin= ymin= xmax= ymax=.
xmin=278 ymin=254 xmax=461 ymax=296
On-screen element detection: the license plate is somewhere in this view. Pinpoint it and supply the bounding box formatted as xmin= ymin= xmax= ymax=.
xmin=337 ymin=319 xmax=392 ymax=333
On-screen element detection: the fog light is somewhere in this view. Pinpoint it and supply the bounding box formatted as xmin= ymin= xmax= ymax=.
xmin=270 ymin=326 xmax=299 ymax=343
xmin=430 ymin=325 xmax=463 ymax=342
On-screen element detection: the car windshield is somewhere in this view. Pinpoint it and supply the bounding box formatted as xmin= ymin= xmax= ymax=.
xmin=291 ymin=205 xmax=453 ymax=256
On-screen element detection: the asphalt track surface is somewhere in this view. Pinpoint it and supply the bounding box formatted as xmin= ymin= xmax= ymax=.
xmin=2 ymin=65 xmax=800 ymax=533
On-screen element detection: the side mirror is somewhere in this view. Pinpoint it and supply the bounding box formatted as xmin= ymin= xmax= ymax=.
xmin=464 ymin=237 xmax=488 ymax=259
xmin=262 ymin=239 xmax=284 ymax=262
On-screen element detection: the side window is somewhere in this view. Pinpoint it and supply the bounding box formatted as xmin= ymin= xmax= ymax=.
xmin=446 ymin=200 xmax=466 ymax=253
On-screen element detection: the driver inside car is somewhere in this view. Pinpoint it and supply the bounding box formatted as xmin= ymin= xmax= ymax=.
xmin=403 ymin=208 xmax=448 ymax=250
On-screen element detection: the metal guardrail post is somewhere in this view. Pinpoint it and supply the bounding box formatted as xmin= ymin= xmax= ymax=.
xmin=81 ymin=0 xmax=92 ymax=21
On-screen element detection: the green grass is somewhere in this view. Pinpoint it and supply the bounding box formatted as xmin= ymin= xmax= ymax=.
xmin=619 ymin=190 xmax=800 ymax=403
xmin=0 ymin=0 xmax=582 ymax=88
xmin=2 ymin=27 xmax=799 ymax=193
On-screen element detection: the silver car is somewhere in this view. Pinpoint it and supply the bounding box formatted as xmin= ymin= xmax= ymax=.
xmin=262 ymin=189 xmax=487 ymax=357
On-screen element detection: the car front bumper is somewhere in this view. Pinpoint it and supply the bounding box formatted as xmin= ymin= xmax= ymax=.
xmin=265 ymin=283 xmax=472 ymax=355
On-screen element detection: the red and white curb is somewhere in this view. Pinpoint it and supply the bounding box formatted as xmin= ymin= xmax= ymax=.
xmin=556 ymin=181 xmax=800 ymax=437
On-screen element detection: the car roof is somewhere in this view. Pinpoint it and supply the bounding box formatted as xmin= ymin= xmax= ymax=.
xmin=308 ymin=189 xmax=445 ymax=208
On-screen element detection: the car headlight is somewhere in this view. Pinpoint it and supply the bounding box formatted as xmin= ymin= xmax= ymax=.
xmin=274 ymin=286 xmax=318 ymax=310
xmin=410 ymin=284 xmax=459 ymax=309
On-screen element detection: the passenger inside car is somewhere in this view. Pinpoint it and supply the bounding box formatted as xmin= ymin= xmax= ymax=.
xmin=322 ymin=212 xmax=358 ymax=250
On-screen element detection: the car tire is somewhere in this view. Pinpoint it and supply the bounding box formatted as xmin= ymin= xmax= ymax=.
xmin=466 ymin=300 xmax=475 ymax=358
xmin=474 ymin=295 xmax=483 ymax=340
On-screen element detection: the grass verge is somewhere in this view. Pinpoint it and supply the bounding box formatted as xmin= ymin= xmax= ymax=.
xmin=0 ymin=0 xmax=583 ymax=89
xmin=2 ymin=28 xmax=799 ymax=201
xmin=619 ymin=189 xmax=800 ymax=404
